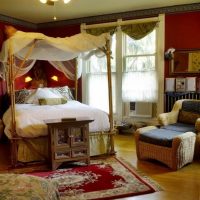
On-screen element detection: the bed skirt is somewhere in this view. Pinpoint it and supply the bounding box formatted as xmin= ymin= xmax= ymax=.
xmin=16 ymin=132 xmax=113 ymax=163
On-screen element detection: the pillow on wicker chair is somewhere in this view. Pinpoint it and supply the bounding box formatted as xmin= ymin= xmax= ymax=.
xmin=178 ymin=109 xmax=200 ymax=125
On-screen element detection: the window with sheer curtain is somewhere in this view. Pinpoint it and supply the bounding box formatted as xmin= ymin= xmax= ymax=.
xmin=82 ymin=21 xmax=161 ymax=116
xmin=84 ymin=34 xmax=116 ymax=113
xmin=122 ymin=30 xmax=158 ymax=102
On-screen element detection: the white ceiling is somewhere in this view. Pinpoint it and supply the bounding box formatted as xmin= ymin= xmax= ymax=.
xmin=0 ymin=0 xmax=199 ymax=24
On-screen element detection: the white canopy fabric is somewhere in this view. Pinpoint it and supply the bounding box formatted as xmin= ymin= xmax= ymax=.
xmin=0 ymin=30 xmax=110 ymax=80
xmin=0 ymin=31 xmax=110 ymax=61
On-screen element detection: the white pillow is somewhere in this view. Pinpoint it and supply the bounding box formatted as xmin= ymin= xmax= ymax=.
xmin=50 ymin=86 xmax=74 ymax=100
xmin=26 ymin=88 xmax=63 ymax=104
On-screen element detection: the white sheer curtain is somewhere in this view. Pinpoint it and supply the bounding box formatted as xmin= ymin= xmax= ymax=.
xmin=122 ymin=30 xmax=158 ymax=102
xmin=87 ymin=73 xmax=116 ymax=113
xmin=13 ymin=56 xmax=36 ymax=79
xmin=49 ymin=60 xmax=82 ymax=80
xmin=82 ymin=34 xmax=116 ymax=113
xmin=122 ymin=70 xmax=157 ymax=102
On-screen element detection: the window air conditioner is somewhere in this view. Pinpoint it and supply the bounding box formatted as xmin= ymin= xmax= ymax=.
xmin=124 ymin=102 xmax=152 ymax=118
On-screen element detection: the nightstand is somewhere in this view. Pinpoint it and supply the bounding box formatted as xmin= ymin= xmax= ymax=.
xmin=45 ymin=118 xmax=93 ymax=170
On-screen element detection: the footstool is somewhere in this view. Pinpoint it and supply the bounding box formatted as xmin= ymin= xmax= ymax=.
xmin=135 ymin=126 xmax=196 ymax=170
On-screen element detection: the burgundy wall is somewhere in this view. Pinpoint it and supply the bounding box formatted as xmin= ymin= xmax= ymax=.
xmin=40 ymin=24 xmax=80 ymax=37
xmin=165 ymin=11 xmax=200 ymax=77
xmin=15 ymin=61 xmax=75 ymax=90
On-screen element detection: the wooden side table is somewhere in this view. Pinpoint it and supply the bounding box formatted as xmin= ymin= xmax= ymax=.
xmin=45 ymin=118 xmax=93 ymax=170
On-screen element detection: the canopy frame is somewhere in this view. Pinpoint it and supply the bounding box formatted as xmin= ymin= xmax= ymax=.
xmin=2 ymin=31 xmax=114 ymax=167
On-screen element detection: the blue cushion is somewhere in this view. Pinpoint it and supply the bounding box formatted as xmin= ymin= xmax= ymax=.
xmin=182 ymin=101 xmax=200 ymax=114
xmin=161 ymin=123 xmax=195 ymax=133
xmin=139 ymin=128 xmax=184 ymax=147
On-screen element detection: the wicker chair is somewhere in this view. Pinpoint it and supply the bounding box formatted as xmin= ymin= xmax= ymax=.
xmin=135 ymin=99 xmax=200 ymax=170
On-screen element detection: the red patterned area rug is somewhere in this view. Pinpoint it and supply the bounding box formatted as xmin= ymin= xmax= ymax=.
xmin=30 ymin=157 xmax=161 ymax=200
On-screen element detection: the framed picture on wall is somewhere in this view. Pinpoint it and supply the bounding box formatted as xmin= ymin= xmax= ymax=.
xmin=175 ymin=78 xmax=186 ymax=92
xmin=165 ymin=78 xmax=175 ymax=92
xmin=186 ymin=77 xmax=196 ymax=92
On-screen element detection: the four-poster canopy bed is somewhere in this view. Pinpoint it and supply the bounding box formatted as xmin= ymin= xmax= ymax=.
xmin=0 ymin=26 xmax=114 ymax=167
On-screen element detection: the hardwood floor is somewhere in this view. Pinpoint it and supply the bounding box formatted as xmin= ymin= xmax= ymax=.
xmin=0 ymin=133 xmax=200 ymax=200
xmin=114 ymin=133 xmax=200 ymax=200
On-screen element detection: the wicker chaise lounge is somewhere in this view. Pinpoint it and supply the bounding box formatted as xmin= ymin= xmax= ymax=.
xmin=135 ymin=99 xmax=200 ymax=170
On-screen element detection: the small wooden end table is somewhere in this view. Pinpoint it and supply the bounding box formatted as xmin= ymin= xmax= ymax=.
xmin=45 ymin=118 xmax=93 ymax=170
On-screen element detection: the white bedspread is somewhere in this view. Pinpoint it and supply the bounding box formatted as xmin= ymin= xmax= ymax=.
xmin=3 ymin=101 xmax=110 ymax=139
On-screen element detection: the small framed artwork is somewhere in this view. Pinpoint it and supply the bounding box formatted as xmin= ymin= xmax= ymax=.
xmin=176 ymin=78 xmax=186 ymax=92
xmin=186 ymin=77 xmax=196 ymax=92
xmin=165 ymin=78 xmax=175 ymax=92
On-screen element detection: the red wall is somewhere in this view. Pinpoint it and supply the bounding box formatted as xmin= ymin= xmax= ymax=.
xmin=40 ymin=24 xmax=80 ymax=37
xmin=15 ymin=61 xmax=75 ymax=90
xmin=165 ymin=11 xmax=200 ymax=77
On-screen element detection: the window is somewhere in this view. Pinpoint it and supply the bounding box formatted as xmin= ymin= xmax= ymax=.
xmin=122 ymin=30 xmax=158 ymax=102
xmin=83 ymin=34 xmax=116 ymax=113
xmin=81 ymin=16 xmax=165 ymax=118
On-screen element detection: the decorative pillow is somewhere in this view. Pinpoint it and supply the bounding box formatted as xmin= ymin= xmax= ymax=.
xmin=39 ymin=98 xmax=67 ymax=105
xmin=50 ymin=86 xmax=74 ymax=100
xmin=0 ymin=173 xmax=60 ymax=200
xmin=15 ymin=89 xmax=32 ymax=104
xmin=182 ymin=101 xmax=200 ymax=114
xmin=25 ymin=88 xmax=63 ymax=104
xmin=178 ymin=109 xmax=200 ymax=124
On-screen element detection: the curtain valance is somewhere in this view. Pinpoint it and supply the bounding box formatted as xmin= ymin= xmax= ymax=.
xmin=121 ymin=22 xmax=157 ymax=40
xmin=84 ymin=21 xmax=157 ymax=40
xmin=86 ymin=26 xmax=117 ymax=36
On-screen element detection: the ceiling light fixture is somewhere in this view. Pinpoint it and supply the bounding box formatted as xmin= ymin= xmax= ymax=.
xmin=39 ymin=0 xmax=71 ymax=5
xmin=39 ymin=0 xmax=71 ymax=20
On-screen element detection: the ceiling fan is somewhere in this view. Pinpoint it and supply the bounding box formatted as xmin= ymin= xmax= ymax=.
xmin=39 ymin=0 xmax=71 ymax=6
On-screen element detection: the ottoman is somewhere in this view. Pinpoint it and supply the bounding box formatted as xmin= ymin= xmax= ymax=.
xmin=135 ymin=126 xmax=196 ymax=170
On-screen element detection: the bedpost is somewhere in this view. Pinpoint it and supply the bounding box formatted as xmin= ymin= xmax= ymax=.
xmin=8 ymin=39 xmax=36 ymax=167
xmin=75 ymin=58 xmax=78 ymax=100
xmin=8 ymin=40 xmax=18 ymax=167
xmin=105 ymin=40 xmax=113 ymax=130
xmin=8 ymin=41 xmax=16 ymax=138
xmin=105 ymin=39 xmax=115 ymax=154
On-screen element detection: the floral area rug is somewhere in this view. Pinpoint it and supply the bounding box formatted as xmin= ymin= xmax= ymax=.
xmin=29 ymin=157 xmax=161 ymax=200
